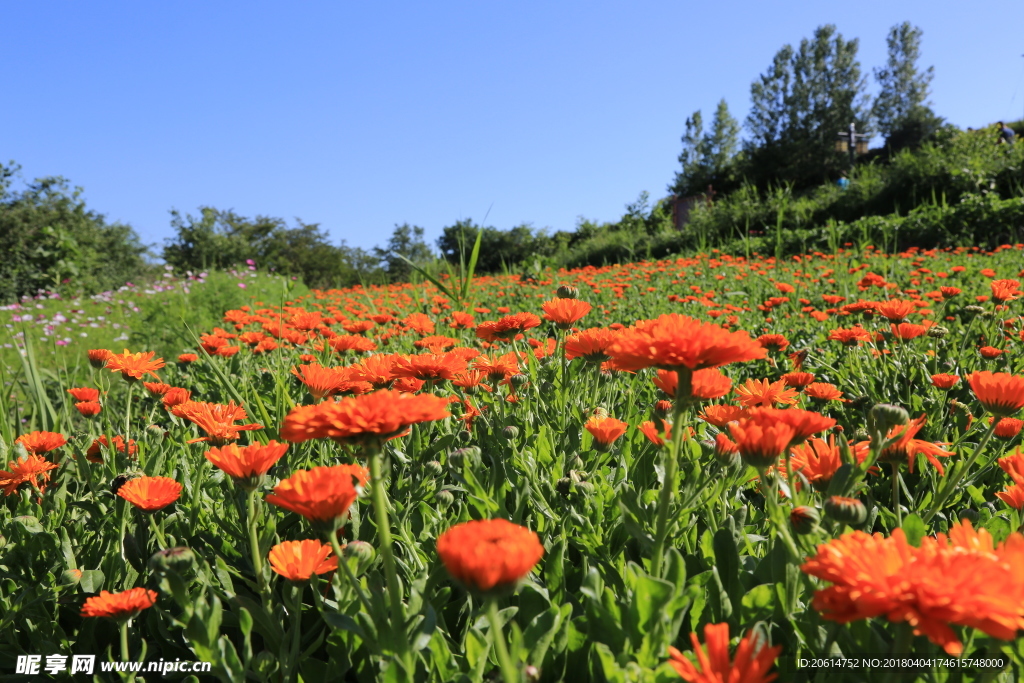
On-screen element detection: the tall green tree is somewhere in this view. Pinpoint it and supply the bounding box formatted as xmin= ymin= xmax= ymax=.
xmin=0 ymin=162 xmax=151 ymax=303
xmin=872 ymin=22 xmax=942 ymax=150
xmin=745 ymin=25 xmax=869 ymax=187
xmin=670 ymin=99 xmax=740 ymax=197
xmin=374 ymin=223 xmax=434 ymax=282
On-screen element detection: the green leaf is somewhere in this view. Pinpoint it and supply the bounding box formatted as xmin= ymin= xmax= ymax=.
xmin=522 ymin=606 xmax=562 ymax=668
xmin=78 ymin=569 xmax=104 ymax=594
xmin=14 ymin=516 xmax=44 ymax=534
xmin=901 ymin=513 xmax=926 ymax=547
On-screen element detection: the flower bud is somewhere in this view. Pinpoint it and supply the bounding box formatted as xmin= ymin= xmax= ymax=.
xmin=824 ymin=496 xmax=867 ymax=526
xmin=958 ymin=509 xmax=980 ymax=525
xmin=790 ymin=506 xmax=820 ymax=535
xmin=342 ymin=540 xmax=376 ymax=574
xmin=556 ymin=285 xmax=579 ymax=300
xmin=145 ymin=424 xmax=168 ymax=441
xmin=869 ymin=403 xmax=909 ymax=434
xmin=591 ymin=406 xmax=610 ymax=419
xmin=435 ymin=489 xmax=455 ymax=507
xmin=424 ymin=460 xmax=443 ymax=477
xmin=502 ymin=425 xmax=520 ymax=441
xmin=450 ymin=446 xmax=481 ymax=467
xmin=149 ymin=546 xmax=196 ymax=575
xmin=926 ymin=326 xmax=949 ymax=339
xmin=457 ymin=430 xmax=473 ymax=443
xmin=59 ymin=568 xmax=83 ymax=586
xmin=556 ymin=477 xmax=572 ymax=496
xmin=509 ymin=374 xmax=530 ymax=388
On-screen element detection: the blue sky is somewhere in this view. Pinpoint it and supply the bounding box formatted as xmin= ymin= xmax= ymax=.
xmin=4 ymin=1 xmax=1023 ymax=257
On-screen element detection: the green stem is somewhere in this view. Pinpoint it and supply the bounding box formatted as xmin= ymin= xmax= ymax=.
xmin=120 ymin=619 xmax=130 ymax=661
xmin=368 ymin=449 xmax=415 ymax=677
xmin=247 ymin=489 xmax=268 ymax=597
xmin=487 ymin=597 xmax=519 ymax=683
xmin=124 ymin=382 xmax=134 ymax=459
xmin=328 ymin=531 xmax=373 ymax=615
xmin=147 ymin=514 xmax=168 ymax=550
xmin=763 ymin=468 xmax=801 ymax=561
xmin=923 ymin=420 xmax=999 ymax=524
xmin=650 ymin=372 xmax=690 ymax=577
xmin=891 ymin=464 xmax=903 ymax=528
xmin=285 ymin=584 xmax=303 ymax=682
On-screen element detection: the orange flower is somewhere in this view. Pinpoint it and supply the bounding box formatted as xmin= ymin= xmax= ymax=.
xmin=874 ymin=299 xmax=917 ymax=321
xmin=85 ymin=435 xmax=137 ymax=463
xmin=638 ymin=420 xmax=671 ymax=446
xmin=734 ymin=379 xmax=799 ymax=408
xmin=67 ymin=387 xmax=99 ymax=402
xmin=105 ymin=349 xmax=165 ymax=382
xmin=162 ymin=387 xmax=192 ymax=410
xmin=87 ymin=348 xmax=114 ymax=368
xmin=268 ymin=539 xmax=338 ymax=581
xmin=930 ymin=374 xmax=960 ymax=390
xmin=205 ymin=441 xmax=289 ymax=490
xmin=803 ymin=382 xmax=843 ymax=401
xmin=858 ymin=415 xmax=952 ymax=474
xmin=780 ymin=372 xmax=815 ymax=388
xmin=993 ymin=417 xmax=1024 ymax=439
xmin=564 ymin=327 xmax=619 ymax=363
xmin=584 ymin=416 xmax=628 ymax=448
xmin=436 ymin=518 xmax=544 ymax=594
xmin=940 ymin=286 xmax=961 ymax=299
xmin=969 ymin=371 xmax=1024 ymax=417
xmin=328 ymin=335 xmax=378 ymax=353
xmin=475 ymin=312 xmax=542 ymax=342
xmin=474 ymin=353 xmax=521 ymax=382
xmin=752 ymin=407 xmax=836 ymax=444
xmin=991 ymin=279 xmax=1022 ymax=303
xmin=171 ymin=401 xmax=263 ymax=445
xmin=280 ymin=389 xmax=450 ymax=448
xmin=998 ymin=449 xmax=1024 ymax=484
xmin=979 ymin=346 xmax=1004 ymax=359
xmin=81 ymin=587 xmax=158 ymax=620
xmin=117 ymin=476 xmax=182 ymax=512
xmin=827 ymin=327 xmax=873 ymax=346
xmin=698 ymin=404 xmax=748 ymax=428
xmin=391 ymin=352 xmax=468 ymax=382
xmin=996 ymin=485 xmax=1024 ymax=509
xmin=728 ymin=414 xmax=797 ymax=471
xmin=414 ymin=335 xmax=460 ymax=352
xmin=890 ymin=322 xmax=928 ymax=341
xmin=143 ymin=382 xmax=173 ymax=396
xmin=265 ymin=465 xmax=360 ymax=526
xmin=541 ymin=299 xmax=592 ymax=329
xmin=654 ymin=368 xmax=732 ymax=402
xmin=786 ymin=436 xmax=869 ymax=492
xmin=0 ymin=454 xmax=59 ymax=496
xmin=178 ymin=353 xmax=199 ymax=364
xmin=449 ymin=311 xmax=475 ymax=329
xmin=14 ymin=431 xmax=67 ymax=455
xmin=755 ymin=334 xmax=789 ymax=352
xmin=291 ymin=363 xmax=348 ymax=401
xmin=668 ymin=622 xmax=781 ymax=683
xmin=801 ymin=523 xmax=1024 ymax=656
xmin=347 ymin=353 xmax=401 ymax=388
xmin=607 ymin=314 xmax=766 ymax=372
xmin=75 ymin=401 xmax=103 ymax=417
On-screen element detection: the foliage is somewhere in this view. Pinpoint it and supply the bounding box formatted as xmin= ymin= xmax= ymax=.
xmin=3 ymin=245 xmax=1024 ymax=681
xmin=437 ymin=220 xmax=556 ymax=274
xmin=0 ymin=162 xmax=152 ymax=305
xmin=374 ymin=223 xmax=435 ymax=283
xmin=669 ymin=100 xmax=741 ymax=198
xmin=872 ymin=23 xmax=943 ymax=152
xmin=162 ymin=207 xmax=376 ymax=289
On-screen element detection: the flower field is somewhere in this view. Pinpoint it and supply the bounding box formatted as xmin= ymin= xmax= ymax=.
xmin=3 ymin=243 xmax=1024 ymax=682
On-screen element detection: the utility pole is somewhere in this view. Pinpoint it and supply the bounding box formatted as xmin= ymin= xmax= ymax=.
xmin=836 ymin=123 xmax=870 ymax=166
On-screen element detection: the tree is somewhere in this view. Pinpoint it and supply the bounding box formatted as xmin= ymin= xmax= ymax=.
xmin=374 ymin=223 xmax=434 ymax=282
xmin=744 ymin=25 xmax=869 ymax=187
xmin=872 ymin=22 xmax=942 ymax=150
xmin=0 ymin=162 xmax=151 ymax=303
xmin=670 ymin=100 xmax=741 ymax=197
xmin=437 ymin=219 xmax=546 ymax=273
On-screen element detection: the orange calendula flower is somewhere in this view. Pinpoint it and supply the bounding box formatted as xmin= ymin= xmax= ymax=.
xmin=698 ymin=404 xmax=748 ymax=428
xmin=827 ymin=327 xmax=874 ymax=346
xmin=347 ymin=353 xmax=402 ymax=389
xmin=143 ymin=382 xmax=173 ymax=396
xmin=117 ymin=476 xmax=182 ymax=512
xmin=475 ymin=312 xmax=542 ymax=342
xmin=391 ymin=352 xmax=468 ymax=382
xmin=996 ymin=484 xmax=1024 ymax=509
xmin=265 ymin=465 xmax=360 ymax=527
xmin=638 ymin=420 xmax=671 ymax=446
xmin=734 ymin=379 xmax=799 ymax=408
xmin=436 ymin=518 xmax=544 ymax=594
xmin=728 ymin=414 xmax=797 ymax=471
xmin=280 ymin=389 xmax=450 ymax=449
xmin=801 ymin=523 xmax=1024 ymax=656
xmin=75 ymin=401 xmax=103 ymax=417
xmin=85 ymin=435 xmax=137 ymax=463
xmin=607 ymin=313 xmax=766 ymax=372
xmin=67 ymin=387 xmax=100 ymax=402
xmin=803 ymin=382 xmax=843 ymax=401
xmin=997 ymin=449 xmax=1024 ymax=484
xmin=414 ymin=335 xmax=460 ymax=352
xmin=81 ymin=587 xmax=158 ymax=620
xmin=993 ymin=417 xmax=1024 ymax=439
xmin=873 ymin=299 xmax=917 ymax=321
xmin=858 ymin=415 xmax=952 ymax=474
xmin=171 ymin=401 xmax=263 ymax=445
xmin=328 ymin=334 xmax=378 ymax=354
xmin=785 ymin=436 xmax=871 ymax=492
xmin=930 ymin=374 xmax=960 ymax=390
xmin=474 ymin=353 xmax=521 ymax=382
xmin=14 ymin=431 xmax=67 ymax=455
xmin=205 ymin=441 xmax=289 ymax=490
xmin=541 ymin=299 xmax=592 ymax=329
xmin=991 ymin=278 xmax=1022 ymax=303
xmin=979 ymin=346 xmax=1004 ymax=359
xmin=780 ymin=372 xmax=815 ymax=388
xmin=755 ymin=334 xmax=789 ymax=352
xmin=0 ymin=454 xmax=59 ymax=496
xmin=106 ymin=349 xmax=165 ymax=382
xmin=178 ymin=353 xmax=199 ymax=364
xmin=969 ymin=371 xmax=1024 ymax=417
xmin=268 ymin=539 xmax=339 ymax=581
xmin=750 ymin=407 xmax=836 ymax=444
xmin=584 ymin=416 xmax=628 ymax=449
xmin=890 ymin=322 xmax=928 ymax=341
xmin=654 ymin=368 xmax=732 ymax=403
xmin=162 ymin=387 xmax=192 ymax=410
xmin=87 ymin=348 xmax=114 ymax=368
xmin=563 ymin=327 xmax=619 ymax=363
xmin=291 ymin=363 xmax=347 ymax=401
xmin=667 ymin=622 xmax=781 ymax=683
